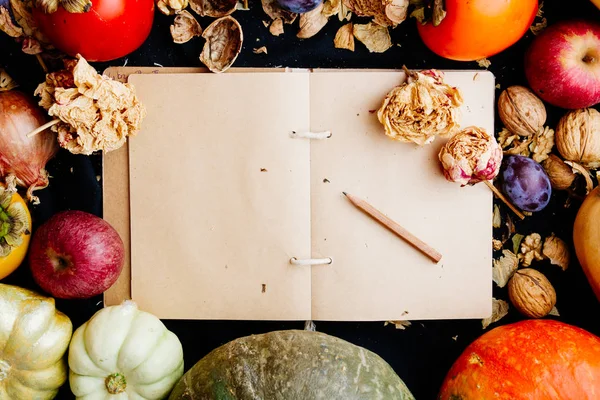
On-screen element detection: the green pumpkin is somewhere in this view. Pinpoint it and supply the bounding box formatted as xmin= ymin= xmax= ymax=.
xmin=169 ymin=330 xmax=414 ymax=400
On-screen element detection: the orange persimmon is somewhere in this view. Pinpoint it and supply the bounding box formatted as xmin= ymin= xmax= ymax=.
xmin=416 ymin=0 xmax=538 ymax=61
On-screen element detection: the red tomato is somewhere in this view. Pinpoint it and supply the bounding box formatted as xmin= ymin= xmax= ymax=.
xmin=416 ymin=0 xmax=538 ymax=61
xmin=33 ymin=0 xmax=154 ymax=62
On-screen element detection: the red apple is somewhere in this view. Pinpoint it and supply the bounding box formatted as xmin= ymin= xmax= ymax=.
xmin=29 ymin=210 xmax=124 ymax=299
xmin=525 ymin=19 xmax=600 ymax=109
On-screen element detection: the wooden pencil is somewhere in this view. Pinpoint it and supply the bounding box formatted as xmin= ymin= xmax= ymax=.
xmin=343 ymin=192 xmax=442 ymax=263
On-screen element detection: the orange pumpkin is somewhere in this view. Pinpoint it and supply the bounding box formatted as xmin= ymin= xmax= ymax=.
xmin=416 ymin=0 xmax=538 ymax=61
xmin=439 ymin=320 xmax=600 ymax=399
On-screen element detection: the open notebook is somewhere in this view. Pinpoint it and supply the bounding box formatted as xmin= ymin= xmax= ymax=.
xmin=102 ymin=68 xmax=494 ymax=321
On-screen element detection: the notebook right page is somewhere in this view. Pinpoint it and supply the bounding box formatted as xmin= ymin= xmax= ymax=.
xmin=309 ymin=70 xmax=495 ymax=321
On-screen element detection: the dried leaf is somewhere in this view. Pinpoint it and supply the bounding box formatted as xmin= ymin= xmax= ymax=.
xmin=262 ymin=0 xmax=297 ymax=24
xmin=157 ymin=0 xmax=189 ymax=15
xmin=0 ymin=5 xmax=23 ymax=37
xmin=493 ymin=249 xmax=518 ymax=288
xmin=262 ymin=20 xmax=270 ymax=27
xmin=190 ymin=0 xmax=236 ymax=17
xmin=0 ymin=68 xmax=18 ymax=92
xmin=384 ymin=0 xmax=408 ymax=26
xmin=565 ymin=161 xmax=594 ymax=194
xmin=530 ymin=18 xmax=547 ymax=35
xmin=476 ymin=58 xmax=491 ymax=68
xmin=543 ymin=234 xmax=570 ymax=271
xmin=430 ymin=0 xmax=445 ymax=25
xmin=269 ymin=18 xmax=284 ymax=36
xmin=200 ymin=16 xmax=243 ymax=73
xmin=253 ymin=46 xmax=268 ymax=54
xmin=549 ymin=305 xmax=560 ymax=316
xmin=334 ymin=23 xmax=354 ymax=51
xmin=482 ymin=298 xmax=509 ymax=329
xmin=409 ymin=6 xmax=424 ymax=24
xmin=11 ymin=0 xmax=37 ymax=38
xmin=170 ymin=10 xmax=202 ymax=44
xmin=353 ymin=22 xmax=392 ymax=53
xmin=512 ymin=233 xmax=524 ymax=255
xmin=297 ymin=2 xmax=328 ymax=39
xmin=343 ymin=0 xmax=399 ymax=27
xmin=518 ymin=233 xmax=543 ymax=267
xmin=385 ymin=320 xmax=411 ymax=330
xmin=492 ymin=204 xmax=501 ymax=228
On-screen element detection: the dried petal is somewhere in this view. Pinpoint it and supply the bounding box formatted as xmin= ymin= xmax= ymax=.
xmin=519 ymin=233 xmax=543 ymax=267
xmin=344 ymin=0 xmax=396 ymax=27
xmin=492 ymin=249 xmax=518 ymax=288
xmin=530 ymin=17 xmax=547 ymax=35
xmin=11 ymin=0 xmax=50 ymax=46
xmin=492 ymin=204 xmax=501 ymax=228
xmin=353 ymin=22 xmax=391 ymax=53
xmin=384 ymin=320 xmax=411 ymax=330
xmin=323 ymin=0 xmax=350 ymax=20
xmin=0 ymin=68 xmax=18 ymax=92
xmin=269 ymin=18 xmax=284 ymax=36
xmin=482 ymin=298 xmax=509 ymax=329
xmin=0 ymin=6 xmax=23 ymax=37
xmin=549 ymin=305 xmax=560 ymax=316
xmin=33 ymin=0 xmax=58 ymax=13
xmin=378 ymin=69 xmax=463 ymax=146
xmin=60 ymin=0 xmax=92 ymax=13
xmin=383 ymin=0 xmax=408 ymax=25
xmin=190 ymin=0 xmax=236 ymax=17
xmin=297 ymin=2 xmax=328 ymax=39
xmin=170 ymin=10 xmax=202 ymax=44
xmin=334 ymin=23 xmax=354 ymax=51
xmin=439 ymin=126 xmax=502 ymax=185
xmin=157 ymin=0 xmax=189 ymax=15
xmin=262 ymin=0 xmax=297 ymax=24
xmin=200 ymin=16 xmax=243 ymax=73
xmin=253 ymin=46 xmax=268 ymax=54
xmin=498 ymin=86 xmax=547 ymax=137
xmin=512 ymin=233 xmax=524 ymax=255
xmin=542 ymin=234 xmax=570 ymax=271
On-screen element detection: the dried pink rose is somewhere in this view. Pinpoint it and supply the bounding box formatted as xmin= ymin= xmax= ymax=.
xmin=439 ymin=126 xmax=502 ymax=186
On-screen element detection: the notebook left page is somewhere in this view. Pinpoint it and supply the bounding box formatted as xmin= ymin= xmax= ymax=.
xmin=127 ymin=73 xmax=312 ymax=320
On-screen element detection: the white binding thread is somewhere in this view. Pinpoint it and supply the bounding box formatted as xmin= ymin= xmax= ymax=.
xmin=290 ymin=257 xmax=333 ymax=266
xmin=290 ymin=131 xmax=332 ymax=139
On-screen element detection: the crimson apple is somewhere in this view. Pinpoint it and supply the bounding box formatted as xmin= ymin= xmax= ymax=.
xmin=29 ymin=210 xmax=124 ymax=299
xmin=525 ymin=20 xmax=600 ymax=109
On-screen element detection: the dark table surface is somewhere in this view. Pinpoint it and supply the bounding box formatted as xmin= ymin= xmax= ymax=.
xmin=3 ymin=0 xmax=600 ymax=398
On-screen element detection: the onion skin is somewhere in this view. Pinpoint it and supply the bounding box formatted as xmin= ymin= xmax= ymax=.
xmin=0 ymin=91 xmax=58 ymax=202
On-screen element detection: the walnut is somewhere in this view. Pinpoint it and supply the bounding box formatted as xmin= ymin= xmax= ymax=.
xmin=200 ymin=16 xmax=243 ymax=73
xmin=377 ymin=69 xmax=463 ymax=145
xmin=498 ymin=86 xmax=547 ymax=137
xmin=518 ymin=233 xmax=543 ymax=267
xmin=543 ymin=234 xmax=570 ymax=271
xmin=556 ymin=108 xmax=600 ymax=168
xmin=530 ymin=126 xmax=554 ymax=163
xmin=542 ymin=154 xmax=576 ymax=190
xmin=481 ymin=298 xmax=509 ymax=329
xmin=508 ymin=268 xmax=556 ymax=318
xmin=492 ymin=249 xmax=518 ymax=288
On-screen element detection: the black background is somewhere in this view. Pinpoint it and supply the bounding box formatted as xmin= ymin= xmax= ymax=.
xmin=2 ymin=0 xmax=600 ymax=398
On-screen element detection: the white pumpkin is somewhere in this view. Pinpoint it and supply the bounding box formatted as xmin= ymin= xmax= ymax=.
xmin=0 ymin=283 xmax=72 ymax=400
xmin=68 ymin=301 xmax=184 ymax=399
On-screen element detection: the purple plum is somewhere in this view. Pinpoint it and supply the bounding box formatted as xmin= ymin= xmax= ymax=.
xmin=501 ymin=155 xmax=552 ymax=212
xmin=276 ymin=0 xmax=322 ymax=13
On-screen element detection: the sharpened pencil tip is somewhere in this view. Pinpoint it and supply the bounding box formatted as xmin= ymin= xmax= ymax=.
xmin=342 ymin=192 xmax=347 ymax=196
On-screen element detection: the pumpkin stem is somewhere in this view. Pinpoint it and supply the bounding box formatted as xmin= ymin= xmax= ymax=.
xmin=105 ymin=373 xmax=127 ymax=394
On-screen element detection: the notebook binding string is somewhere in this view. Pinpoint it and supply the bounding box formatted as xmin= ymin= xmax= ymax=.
xmin=290 ymin=257 xmax=333 ymax=266
xmin=290 ymin=131 xmax=332 ymax=139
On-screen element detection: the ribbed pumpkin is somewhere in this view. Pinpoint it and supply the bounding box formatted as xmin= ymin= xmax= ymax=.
xmin=439 ymin=320 xmax=600 ymax=399
xmin=574 ymin=186 xmax=600 ymax=300
xmin=0 ymin=283 xmax=73 ymax=399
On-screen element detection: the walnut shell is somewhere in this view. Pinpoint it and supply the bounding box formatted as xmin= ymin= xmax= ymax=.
xmin=542 ymin=154 xmax=576 ymax=190
xmin=508 ymin=268 xmax=556 ymax=318
xmin=200 ymin=16 xmax=243 ymax=73
xmin=556 ymin=108 xmax=600 ymax=168
xmin=498 ymin=86 xmax=547 ymax=137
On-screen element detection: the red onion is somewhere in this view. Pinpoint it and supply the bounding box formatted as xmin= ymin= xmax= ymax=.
xmin=0 ymin=90 xmax=58 ymax=203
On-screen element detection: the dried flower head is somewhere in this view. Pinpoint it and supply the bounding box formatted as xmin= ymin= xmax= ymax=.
xmin=377 ymin=69 xmax=463 ymax=145
xmin=438 ymin=126 xmax=502 ymax=186
xmin=34 ymin=55 xmax=146 ymax=155
xmin=542 ymin=154 xmax=576 ymax=190
xmin=556 ymin=108 xmax=600 ymax=168
xmin=543 ymin=234 xmax=570 ymax=271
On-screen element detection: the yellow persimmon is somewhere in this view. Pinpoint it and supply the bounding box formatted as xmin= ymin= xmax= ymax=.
xmin=0 ymin=186 xmax=31 ymax=280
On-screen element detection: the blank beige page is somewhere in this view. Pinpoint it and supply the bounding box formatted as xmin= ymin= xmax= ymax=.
xmin=127 ymin=73 xmax=312 ymax=320
xmin=309 ymin=71 xmax=494 ymax=321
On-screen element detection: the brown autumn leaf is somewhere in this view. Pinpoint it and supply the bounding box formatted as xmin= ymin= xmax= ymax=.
xmin=353 ymin=22 xmax=392 ymax=53
xmin=334 ymin=23 xmax=354 ymax=51
xmin=200 ymin=16 xmax=243 ymax=73
xmin=269 ymin=18 xmax=284 ymax=35
xmin=0 ymin=6 xmax=23 ymax=38
xmin=262 ymin=0 xmax=297 ymax=24
xmin=170 ymin=10 xmax=203 ymax=44
xmin=190 ymin=0 xmax=237 ymax=17
xmin=297 ymin=2 xmax=328 ymax=39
